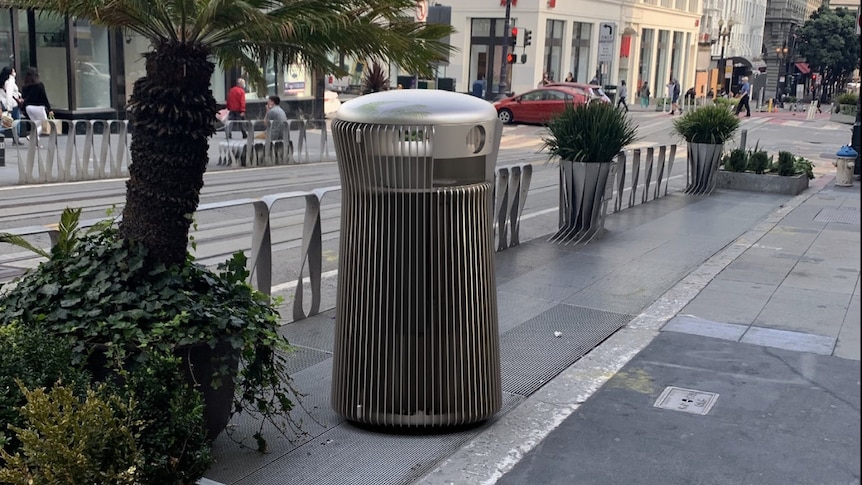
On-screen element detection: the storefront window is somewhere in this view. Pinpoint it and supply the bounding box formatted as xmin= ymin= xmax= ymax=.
xmin=0 ymin=11 xmax=13 ymax=71
xmin=33 ymin=12 xmax=69 ymax=110
xmin=543 ymin=19 xmax=564 ymax=83
xmin=655 ymin=30 xmax=669 ymax=95
xmin=123 ymin=33 xmax=148 ymax=104
xmin=570 ymin=22 xmax=592 ymax=83
xmin=640 ymin=28 xmax=654 ymax=91
xmin=73 ymin=19 xmax=111 ymax=109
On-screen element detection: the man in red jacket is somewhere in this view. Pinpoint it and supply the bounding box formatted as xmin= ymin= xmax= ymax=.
xmin=226 ymin=77 xmax=247 ymax=139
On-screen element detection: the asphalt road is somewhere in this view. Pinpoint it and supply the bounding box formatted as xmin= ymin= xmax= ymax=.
xmin=0 ymin=109 xmax=850 ymax=317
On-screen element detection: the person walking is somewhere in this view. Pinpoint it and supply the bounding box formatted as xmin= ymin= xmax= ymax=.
xmin=734 ymin=76 xmax=751 ymax=117
xmin=668 ymin=78 xmax=681 ymax=115
xmin=226 ymin=77 xmax=247 ymax=139
xmin=639 ymin=82 xmax=650 ymax=108
xmin=20 ymin=67 xmax=52 ymax=140
xmin=263 ymin=95 xmax=287 ymax=140
xmin=0 ymin=67 xmax=24 ymax=144
xmin=616 ymin=80 xmax=629 ymax=112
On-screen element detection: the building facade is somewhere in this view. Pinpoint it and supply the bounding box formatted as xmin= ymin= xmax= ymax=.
xmin=0 ymin=8 xmax=317 ymax=119
xmin=762 ymin=0 xmax=824 ymax=102
xmin=425 ymin=0 xmax=702 ymax=100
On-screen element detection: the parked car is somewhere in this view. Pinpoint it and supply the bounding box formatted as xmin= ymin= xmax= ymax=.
xmin=494 ymin=84 xmax=609 ymax=124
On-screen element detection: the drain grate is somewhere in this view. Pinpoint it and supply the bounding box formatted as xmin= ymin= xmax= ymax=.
xmin=500 ymin=304 xmax=632 ymax=396
xmin=654 ymin=386 xmax=719 ymax=415
xmin=813 ymin=207 xmax=860 ymax=225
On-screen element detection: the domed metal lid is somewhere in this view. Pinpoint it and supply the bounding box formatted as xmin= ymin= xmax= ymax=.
xmin=335 ymin=90 xmax=497 ymax=125
xmin=836 ymin=145 xmax=858 ymax=157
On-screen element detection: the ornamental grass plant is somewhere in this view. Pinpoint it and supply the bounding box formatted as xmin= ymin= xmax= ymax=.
xmin=672 ymin=104 xmax=740 ymax=144
xmin=542 ymin=101 xmax=638 ymax=164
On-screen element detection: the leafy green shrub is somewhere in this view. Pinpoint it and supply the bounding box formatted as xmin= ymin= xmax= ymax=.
xmin=672 ymin=104 xmax=740 ymax=144
xmin=776 ymin=151 xmax=795 ymax=176
xmin=0 ymin=217 xmax=297 ymax=450
xmin=118 ymin=353 xmax=212 ymax=484
xmin=0 ymin=324 xmax=89 ymax=453
xmin=747 ymin=150 xmax=770 ymax=174
xmin=723 ymin=148 xmax=748 ymax=172
xmin=836 ymin=93 xmax=858 ymax=105
xmin=712 ymin=97 xmax=737 ymax=110
xmin=793 ymin=156 xmax=815 ymax=179
xmin=0 ymin=383 xmax=141 ymax=484
xmin=543 ymin=101 xmax=638 ymax=164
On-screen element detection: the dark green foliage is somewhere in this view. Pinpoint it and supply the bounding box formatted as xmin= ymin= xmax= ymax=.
xmin=836 ymin=93 xmax=858 ymax=105
xmin=793 ymin=156 xmax=815 ymax=179
xmin=723 ymin=148 xmax=748 ymax=172
xmin=0 ymin=384 xmax=140 ymax=484
xmin=0 ymin=325 xmax=90 ymax=454
xmin=0 ymin=225 xmax=296 ymax=451
xmin=120 ymin=354 xmax=212 ymax=484
xmin=672 ymin=104 xmax=740 ymax=144
xmin=796 ymin=6 xmax=860 ymax=86
xmin=362 ymin=62 xmax=390 ymax=94
xmin=747 ymin=150 xmax=770 ymax=174
xmin=543 ymin=101 xmax=638 ymax=164
xmin=777 ymin=151 xmax=795 ymax=176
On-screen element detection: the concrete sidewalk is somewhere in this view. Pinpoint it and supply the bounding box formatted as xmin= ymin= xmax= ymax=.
xmin=425 ymin=174 xmax=860 ymax=485
xmin=201 ymin=168 xmax=859 ymax=484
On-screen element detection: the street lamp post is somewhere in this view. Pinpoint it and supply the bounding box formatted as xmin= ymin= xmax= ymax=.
xmin=717 ymin=19 xmax=734 ymax=96
xmin=775 ymin=44 xmax=788 ymax=105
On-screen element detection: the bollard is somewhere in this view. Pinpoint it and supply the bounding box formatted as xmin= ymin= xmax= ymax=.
xmin=739 ymin=129 xmax=747 ymax=152
xmin=0 ymin=133 xmax=5 ymax=167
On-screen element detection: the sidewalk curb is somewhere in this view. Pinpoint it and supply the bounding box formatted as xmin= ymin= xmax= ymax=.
xmin=417 ymin=174 xmax=836 ymax=485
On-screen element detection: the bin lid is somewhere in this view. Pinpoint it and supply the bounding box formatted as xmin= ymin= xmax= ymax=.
xmin=335 ymin=90 xmax=497 ymax=125
xmin=836 ymin=145 xmax=858 ymax=157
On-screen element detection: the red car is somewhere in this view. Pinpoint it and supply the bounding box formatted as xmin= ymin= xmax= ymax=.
xmin=494 ymin=83 xmax=610 ymax=124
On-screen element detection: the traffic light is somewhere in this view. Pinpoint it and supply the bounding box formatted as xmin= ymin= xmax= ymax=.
xmin=509 ymin=27 xmax=518 ymax=49
xmin=506 ymin=53 xmax=517 ymax=64
xmin=524 ymin=29 xmax=532 ymax=47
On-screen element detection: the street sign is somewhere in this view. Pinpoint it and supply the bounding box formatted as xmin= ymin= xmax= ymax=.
xmin=599 ymin=22 xmax=615 ymax=43
xmin=598 ymin=22 xmax=615 ymax=64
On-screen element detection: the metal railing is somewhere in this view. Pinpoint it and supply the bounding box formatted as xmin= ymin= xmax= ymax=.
xmin=9 ymin=118 xmax=335 ymax=185
xmin=1 ymin=162 xmax=532 ymax=322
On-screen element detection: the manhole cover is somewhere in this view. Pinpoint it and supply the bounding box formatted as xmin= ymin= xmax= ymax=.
xmin=654 ymin=386 xmax=719 ymax=415
xmin=813 ymin=207 xmax=860 ymax=225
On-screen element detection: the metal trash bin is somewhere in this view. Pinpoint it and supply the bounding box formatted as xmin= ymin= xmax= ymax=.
xmin=835 ymin=145 xmax=857 ymax=187
xmin=331 ymin=90 xmax=503 ymax=427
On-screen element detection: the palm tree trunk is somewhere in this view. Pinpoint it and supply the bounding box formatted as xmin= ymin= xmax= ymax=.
xmin=120 ymin=41 xmax=217 ymax=266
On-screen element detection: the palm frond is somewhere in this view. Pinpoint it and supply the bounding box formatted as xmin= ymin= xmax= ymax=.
xmin=0 ymin=233 xmax=50 ymax=258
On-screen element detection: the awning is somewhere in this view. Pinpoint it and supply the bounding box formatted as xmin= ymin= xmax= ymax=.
xmin=795 ymin=62 xmax=811 ymax=74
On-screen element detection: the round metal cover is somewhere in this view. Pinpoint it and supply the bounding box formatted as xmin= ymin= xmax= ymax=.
xmin=335 ymin=90 xmax=497 ymax=125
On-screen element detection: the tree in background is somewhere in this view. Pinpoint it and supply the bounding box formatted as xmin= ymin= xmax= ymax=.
xmin=6 ymin=0 xmax=454 ymax=266
xmin=796 ymin=6 xmax=860 ymax=98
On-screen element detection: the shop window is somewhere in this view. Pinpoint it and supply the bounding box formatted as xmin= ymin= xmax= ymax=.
xmin=73 ymin=19 xmax=111 ymax=109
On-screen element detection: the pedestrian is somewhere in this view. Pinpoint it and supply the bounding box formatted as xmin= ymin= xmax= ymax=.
xmin=668 ymin=78 xmax=680 ymax=115
xmin=471 ymin=74 xmax=486 ymax=98
xmin=564 ymin=72 xmax=574 ymax=82
xmin=734 ymin=76 xmax=751 ymax=117
xmin=616 ymin=80 xmax=629 ymax=113
xmin=21 ymin=67 xmax=52 ymax=140
xmin=0 ymin=67 xmax=24 ymax=144
xmin=263 ymin=95 xmax=287 ymax=140
xmin=684 ymin=87 xmax=696 ymax=109
xmin=538 ymin=72 xmax=550 ymax=87
xmin=639 ymin=82 xmax=650 ymax=108
xmin=226 ymin=77 xmax=247 ymax=139
xmin=589 ymin=76 xmax=599 ymax=85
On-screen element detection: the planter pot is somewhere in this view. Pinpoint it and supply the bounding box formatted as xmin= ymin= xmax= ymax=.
xmin=714 ymin=170 xmax=809 ymax=195
xmin=830 ymin=105 xmax=856 ymax=125
xmin=684 ymin=142 xmax=724 ymax=195
xmin=87 ymin=340 xmax=239 ymax=441
xmin=551 ymin=160 xmax=612 ymax=244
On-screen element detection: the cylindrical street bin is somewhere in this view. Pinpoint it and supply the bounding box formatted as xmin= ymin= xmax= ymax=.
xmin=330 ymin=90 xmax=503 ymax=427
xmin=835 ymin=145 xmax=857 ymax=187
xmin=603 ymin=85 xmax=617 ymax=104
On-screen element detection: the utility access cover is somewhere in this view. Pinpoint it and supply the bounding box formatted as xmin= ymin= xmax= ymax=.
xmin=654 ymin=386 xmax=719 ymax=416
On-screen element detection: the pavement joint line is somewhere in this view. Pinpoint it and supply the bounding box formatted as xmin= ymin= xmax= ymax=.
xmin=419 ymin=173 xmax=838 ymax=485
